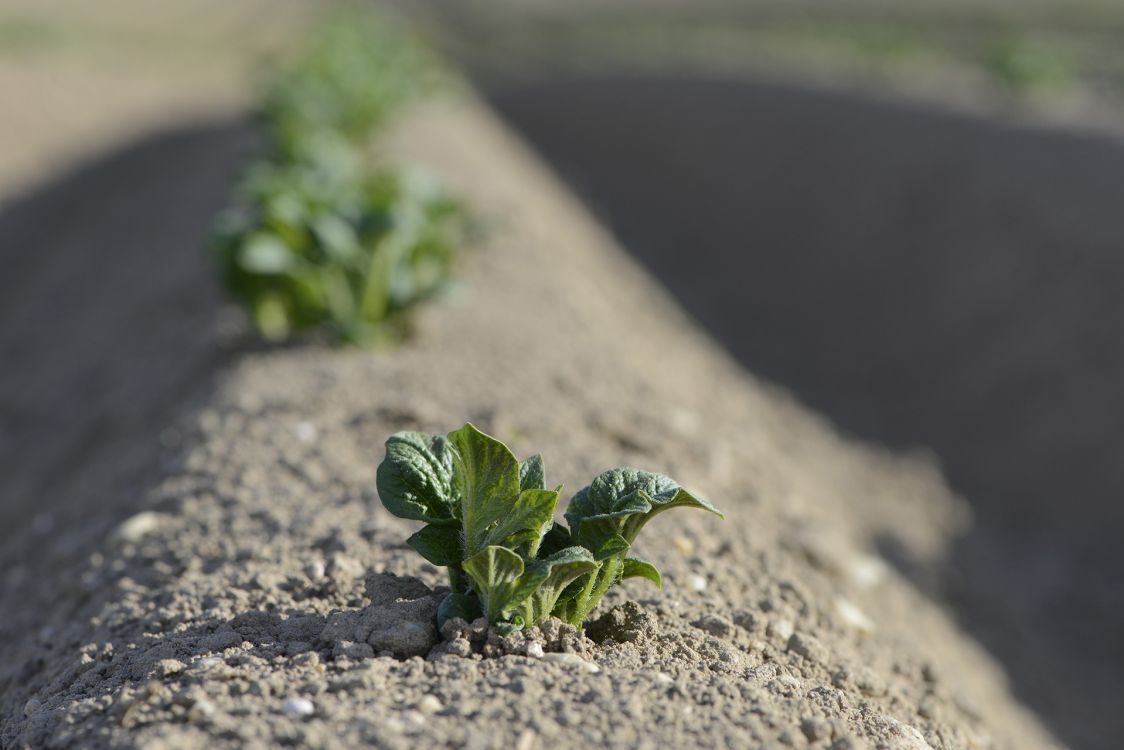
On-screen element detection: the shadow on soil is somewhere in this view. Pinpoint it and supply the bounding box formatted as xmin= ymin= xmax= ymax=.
xmin=0 ymin=119 xmax=254 ymax=571
xmin=485 ymin=74 xmax=1124 ymax=750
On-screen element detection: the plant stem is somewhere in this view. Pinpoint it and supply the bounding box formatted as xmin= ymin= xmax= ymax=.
xmin=571 ymin=556 xmax=622 ymax=626
xmin=448 ymin=566 xmax=464 ymax=592
xmin=358 ymin=236 xmax=392 ymax=323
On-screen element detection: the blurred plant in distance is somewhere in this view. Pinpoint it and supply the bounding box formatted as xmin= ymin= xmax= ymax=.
xmin=264 ymin=13 xmax=441 ymax=158
xmin=982 ymin=33 xmax=1074 ymax=93
xmin=210 ymin=9 xmax=460 ymax=346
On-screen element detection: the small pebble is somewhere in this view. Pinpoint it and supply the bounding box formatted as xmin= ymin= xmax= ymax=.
xmin=293 ymin=421 xmax=317 ymax=443
xmin=188 ymin=699 xmax=216 ymax=722
xmin=767 ymin=618 xmax=794 ymax=641
xmin=542 ymin=652 xmax=600 ymax=673
xmin=847 ymin=554 xmax=889 ymax=589
xmin=835 ymin=597 xmax=875 ymax=634
xmin=280 ymin=696 xmax=315 ymax=720
xmin=417 ymin=695 xmax=443 ymax=714
xmin=112 ymin=512 xmax=163 ymax=543
xmin=516 ymin=728 xmax=539 ymax=750
xmin=671 ymin=536 xmax=695 ymax=555
xmin=654 ymin=672 xmax=674 ymax=686
xmin=526 ymin=642 xmax=545 ymax=659
xmin=23 ymin=698 xmax=41 ymax=717
xmin=689 ymin=575 xmax=708 ymax=592
xmin=877 ymin=715 xmax=935 ymax=750
xmin=303 ymin=560 xmax=326 ymax=581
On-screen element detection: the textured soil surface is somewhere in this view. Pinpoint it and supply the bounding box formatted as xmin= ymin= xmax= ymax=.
xmin=0 ymin=98 xmax=1059 ymax=749
xmin=480 ymin=74 xmax=1124 ymax=750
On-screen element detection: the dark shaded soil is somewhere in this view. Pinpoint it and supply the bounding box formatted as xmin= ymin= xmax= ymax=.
xmin=0 ymin=120 xmax=253 ymax=565
xmin=484 ymin=74 xmax=1124 ymax=750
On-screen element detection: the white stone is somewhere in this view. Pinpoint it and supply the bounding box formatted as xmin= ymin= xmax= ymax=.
xmin=188 ymin=699 xmax=216 ymax=722
xmin=878 ymin=715 xmax=935 ymax=750
xmin=112 ymin=512 xmax=163 ymax=543
xmin=542 ymin=652 xmax=600 ymax=673
xmin=303 ymin=559 xmax=326 ymax=581
xmin=689 ymin=574 xmax=708 ymax=592
xmin=848 ymin=554 xmax=889 ymax=589
xmin=767 ymin=618 xmax=794 ymax=641
xmin=293 ymin=421 xmax=317 ymax=443
xmin=417 ymin=694 xmax=443 ymax=713
xmin=525 ymin=642 xmax=544 ymax=659
xmin=280 ymin=696 xmax=314 ymax=719
xmin=835 ymin=597 xmax=876 ymax=634
xmin=515 ymin=729 xmax=539 ymax=750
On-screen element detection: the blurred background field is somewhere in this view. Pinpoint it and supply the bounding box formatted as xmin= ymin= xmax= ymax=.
xmin=401 ymin=0 xmax=1124 ymax=131
xmin=0 ymin=0 xmax=316 ymax=199
xmin=2 ymin=1 xmax=1123 ymax=748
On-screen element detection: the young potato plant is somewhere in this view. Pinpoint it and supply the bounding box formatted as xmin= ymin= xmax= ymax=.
xmin=210 ymin=150 xmax=459 ymax=345
xmin=264 ymin=10 xmax=441 ymax=158
xmin=210 ymin=8 xmax=460 ymax=345
xmin=377 ymin=424 xmax=724 ymax=632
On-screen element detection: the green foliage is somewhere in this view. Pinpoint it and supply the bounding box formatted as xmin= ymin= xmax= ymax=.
xmin=264 ymin=11 xmax=440 ymax=158
xmin=209 ymin=9 xmax=459 ymax=346
xmin=377 ymin=423 xmax=725 ymax=631
xmin=982 ymin=34 xmax=1073 ymax=92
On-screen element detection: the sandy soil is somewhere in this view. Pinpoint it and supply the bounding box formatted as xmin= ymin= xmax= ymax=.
xmin=0 ymin=96 xmax=1060 ymax=749
xmin=480 ymin=74 xmax=1124 ymax=750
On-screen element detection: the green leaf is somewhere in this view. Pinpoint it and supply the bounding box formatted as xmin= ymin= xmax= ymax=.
xmin=406 ymin=524 xmax=462 ymax=567
xmin=565 ymin=468 xmax=723 ymax=548
xmin=550 ymin=579 xmax=585 ymax=624
xmin=376 ymin=432 xmax=458 ymax=525
xmin=448 ymin=424 xmax=554 ymax=556
xmin=238 ymin=234 xmax=295 ymax=273
xmin=622 ymin=557 xmax=662 ymax=588
xmin=556 ymin=555 xmax=624 ymax=627
xmin=437 ymin=591 xmax=480 ymax=631
xmin=312 ymin=213 xmax=360 ymax=260
xmin=462 ymin=545 xmax=548 ymax=625
xmin=526 ymin=547 xmax=600 ymax=623
xmin=486 ymin=488 xmax=558 ymax=555
xmin=518 ymin=454 xmax=545 ymax=491
xmin=492 ymin=621 xmax=523 ymax=636
xmin=593 ymin=534 xmax=631 ymax=561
